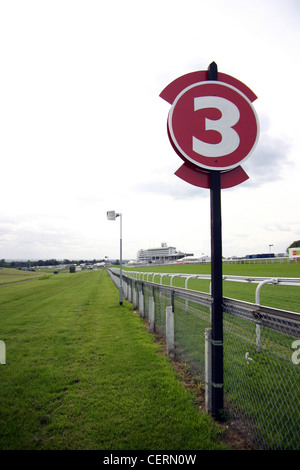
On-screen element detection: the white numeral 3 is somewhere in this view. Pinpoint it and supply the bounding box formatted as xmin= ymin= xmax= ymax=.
xmin=193 ymin=96 xmax=240 ymax=157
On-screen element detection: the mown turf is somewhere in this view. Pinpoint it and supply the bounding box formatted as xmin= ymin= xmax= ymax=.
xmin=0 ymin=269 xmax=227 ymax=450
xmin=0 ymin=267 xmax=48 ymax=285
xmin=124 ymin=262 xmax=300 ymax=312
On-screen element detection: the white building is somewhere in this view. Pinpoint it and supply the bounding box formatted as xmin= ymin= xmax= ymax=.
xmin=137 ymin=242 xmax=192 ymax=264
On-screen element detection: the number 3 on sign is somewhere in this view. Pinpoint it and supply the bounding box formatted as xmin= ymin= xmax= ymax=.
xmin=193 ymin=96 xmax=240 ymax=157
xmin=168 ymin=80 xmax=259 ymax=171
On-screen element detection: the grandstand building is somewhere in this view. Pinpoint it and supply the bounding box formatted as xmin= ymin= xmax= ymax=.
xmin=137 ymin=243 xmax=192 ymax=264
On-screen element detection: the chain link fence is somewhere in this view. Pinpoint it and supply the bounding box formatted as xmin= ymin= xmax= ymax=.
xmin=107 ymin=268 xmax=300 ymax=450
xmin=222 ymin=299 xmax=300 ymax=449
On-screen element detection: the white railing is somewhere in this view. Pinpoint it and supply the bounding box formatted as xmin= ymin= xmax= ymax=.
xmin=107 ymin=266 xmax=300 ymax=450
xmin=116 ymin=269 xmax=300 ymax=303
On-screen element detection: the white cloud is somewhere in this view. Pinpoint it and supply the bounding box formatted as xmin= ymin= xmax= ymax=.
xmin=0 ymin=0 xmax=299 ymax=260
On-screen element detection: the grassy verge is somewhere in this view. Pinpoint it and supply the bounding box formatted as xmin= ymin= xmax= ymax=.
xmin=123 ymin=264 xmax=300 ymax=449
xmin=125 ymin=261 xmax=300 ymax=277
xmin=0 ymin=269 xmax=227 ymax=450
xmin=0 ymin=267 xmax=50 ymax=285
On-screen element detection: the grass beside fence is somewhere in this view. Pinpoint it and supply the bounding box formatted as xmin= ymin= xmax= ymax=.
xmin=123 ymin=263 xmax=300 ymax=313
xmin=119 ymin=268 xmax=300 ymax=449
xmin=126 ymin=261 xmax=300 ymax=277
xmin=0 ymin=269 xmax=228 ymax=450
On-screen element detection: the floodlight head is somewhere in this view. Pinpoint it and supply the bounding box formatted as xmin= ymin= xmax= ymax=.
xmin=107 ymin=210 xmax=117 ymax=220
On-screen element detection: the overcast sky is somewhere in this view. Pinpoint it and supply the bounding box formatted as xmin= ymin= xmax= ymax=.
xmin=0 ymin=0 xmax=299 ymax=260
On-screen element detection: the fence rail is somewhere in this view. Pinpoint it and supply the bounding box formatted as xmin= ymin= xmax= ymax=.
xmin=107 ymin=268 xmax=300 ymax=450
xmin=123 ymin=269 xmax=300 ymax=287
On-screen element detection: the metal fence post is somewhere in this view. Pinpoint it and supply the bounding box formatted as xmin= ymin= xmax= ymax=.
xmin=149 ymin=296 xmax=155 ymax=332
xmin=255 ymin=279 xmax=277 ymax=352
xmin=0 ymin=340 xmax=6 ymax=365
xmin=123 ymin=280 xmax=127 ymax=300
xmin=139 ymin=284 xmax=144 ymax=317
xmin=166 ymin=305 xmax=175 ymax=358
xmin=133 ymin=283 xmax=138 ymax=310
xmin=128 ymin=280 xmax=132 ymax=303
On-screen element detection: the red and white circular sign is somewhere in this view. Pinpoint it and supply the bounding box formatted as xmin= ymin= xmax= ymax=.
xmin=167 ymin=81 xmax=259 ymax=171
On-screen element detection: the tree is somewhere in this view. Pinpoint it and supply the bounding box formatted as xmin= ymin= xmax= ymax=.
xmin=287 ymin=240 xmax=300 ymax=252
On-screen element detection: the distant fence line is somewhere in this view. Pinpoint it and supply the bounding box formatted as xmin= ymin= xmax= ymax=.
xmin=122 ymin=270 xmax=300 ymax=303
xmin=107 ymin=267 xmax=300 ymax=450
xmin=132 ymin=256 xmax=297 ymax=267
xmin=221 ymin=256 xmax=298 ymax=264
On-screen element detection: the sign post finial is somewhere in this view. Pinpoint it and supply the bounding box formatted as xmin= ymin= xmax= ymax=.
xmin=207 ymin=61 xmax=218 ymax=80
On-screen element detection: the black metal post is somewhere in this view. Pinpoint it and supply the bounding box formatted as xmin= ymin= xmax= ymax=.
xmin=210 ymin=170 xmax=224 ymax=420
xmin=208 ymin=62 xmax=224 ymax=420
xmin=207 ymin=61 xmax=218 ymax=81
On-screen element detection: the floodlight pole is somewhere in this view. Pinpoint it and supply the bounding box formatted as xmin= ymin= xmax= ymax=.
xmin=107 ymin=211 xmax=123 ymax=306
xmin=119 ymin=213 xmax=123 ymax=306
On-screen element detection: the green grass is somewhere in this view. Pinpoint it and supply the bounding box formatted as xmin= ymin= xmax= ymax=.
xmin=123 ymin=262 xmax=300 ymax=312
xmin=0 ymin=267 xmax=49 ymax=285
xmin=0 ymin=269 xmax=227 ymax=450
xmin=125 ymin=260 xmax=300 ymax=277
xmin=123 ymin=263 xmax=300 ymax=449
xmin=222 ymin=312 xmax=300 ymax=449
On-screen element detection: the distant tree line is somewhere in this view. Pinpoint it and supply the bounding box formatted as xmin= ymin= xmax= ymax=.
xmin=287 ymin=240 xmax=300 ymax=251
xmin=0 ymin=259 xmax=107 ymax=268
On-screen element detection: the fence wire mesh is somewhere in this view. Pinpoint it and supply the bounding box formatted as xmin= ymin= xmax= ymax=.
xmin=153 ymin=288 xmax=169 ymax=338
xmin=173 ymin=297 xmax=210 ymax=383
xmin=223 ymin=300 xmax=300 ymax=450
xmin=108 ymin=269 xmax=300 ymax=450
